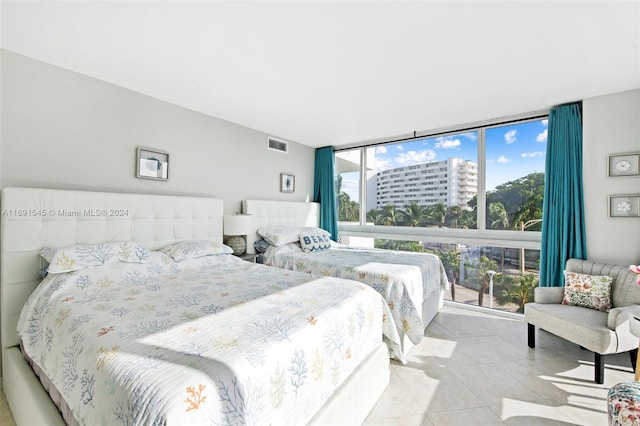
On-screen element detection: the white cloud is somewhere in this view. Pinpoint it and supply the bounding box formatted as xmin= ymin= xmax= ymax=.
xmin=373 ymin=158 xmax=393 ymax=173
xmin=542 ymin=119 xmax=548 ymax=126
xmin=536 ymin=129 xmax=547 ymax=143
xmin=396 ymin=145 xmax=404 ymax=151
xmin=504 ymin=129 xmax=517 ymax=144
xmin=497 ymin=156 xmax=509 ymax=163
xmin=376 ymin=146 xmax=387 ymax=154
xmin=521 ymin=151 xmax=545 ymax=158
xmin=459 ymin=132 xmax=477 ymax=141
xmin=395 ymin=149 xmax=436 ymax=166
xmin=434 ymin=137 xmax=461 ymax=149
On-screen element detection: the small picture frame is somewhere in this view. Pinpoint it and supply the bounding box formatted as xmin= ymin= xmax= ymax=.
xmin=608 ymin=153 xmax=640 ymax=177
xmin=136 ymin=147 xmax=169 ymax=181
xmin=608 ymin=195 xmax=640 ymax=218
xmin=280 ymin=173 xmax=295 ymax=193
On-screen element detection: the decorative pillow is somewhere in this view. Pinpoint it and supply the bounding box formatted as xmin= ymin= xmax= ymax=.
xmin=258 ymin=226 xmax=302 ymax=246
xmin=159 ymin=240 xmax=233 ymax=262
xmin=41 ymin=241 xmax=151 ymax=274
xmin=253 ymin=238 xmax=271 ymax=254
xmin=562 ymin=270 xmax=613 ymax=312
xmin=299 ymin=229 xmax=332 ymax=253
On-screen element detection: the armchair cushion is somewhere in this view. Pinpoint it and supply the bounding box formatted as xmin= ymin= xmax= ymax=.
xmin=526 ymin=302 xmax=614 ymax=354
xmin=533 ymin=286 xmax=564 ymax=304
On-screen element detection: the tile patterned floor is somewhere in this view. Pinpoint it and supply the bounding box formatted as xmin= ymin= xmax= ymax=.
xmin=1 ymin=303 xmax=632 ymax=425
xmin=364 ymin=303 xmax=632 ymax=425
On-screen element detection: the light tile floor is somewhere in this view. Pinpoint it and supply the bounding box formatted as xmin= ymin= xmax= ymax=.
xmin=364 ymin=303 xmax=632 ymax=425
xmin=0 ymin=303 xmax=632 ymax=425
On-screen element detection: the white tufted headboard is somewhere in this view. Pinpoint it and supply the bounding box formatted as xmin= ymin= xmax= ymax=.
xmin=242 ymin=199 xmax=320 ymax=253
xmin=1 ymin=187 xmax=224 ymax=353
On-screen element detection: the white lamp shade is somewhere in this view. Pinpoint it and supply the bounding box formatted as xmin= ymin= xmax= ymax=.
xmin=223 ymin=214 xmax=253 ymax=236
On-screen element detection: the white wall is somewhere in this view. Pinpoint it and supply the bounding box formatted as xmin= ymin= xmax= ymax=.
xmin=583 ymin=88 xmax=640 ymax=265
xmin=0 ymin=50 xmax=317 ymax=382
xmin=0 ymin=50 xmax=315 ymax=213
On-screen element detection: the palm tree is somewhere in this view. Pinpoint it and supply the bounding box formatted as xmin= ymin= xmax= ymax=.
xmin=336 ymin=175 xmax=359 ymax=222
xmin=439 ymin=249 xmax=461 ymax=301
xmin=488 ymin=202 xmax=509 ymax=230
xmin=458 ymin=209 xmax=476 ymax=229
xmin=487 ymin=202 xmax=510 ymax=270
xmin=487 ymin=172 xmax=544 ymax=230
xmin=445 ymin=205 xmax=463 ymax=228
xmin=401 ymin=201 xmax=426 ymax=227
xmin=367 ymin=208 xmax=382 ymax=225
xmin=495 ymin=273 xmax=538 ymax=313
xmin=380 ymin=204 xmax=399 ymax=226
xmin=426 ymin=202 xmax=447 ymax=227
xmin=470 ymin=255 xmax=498 ymax=307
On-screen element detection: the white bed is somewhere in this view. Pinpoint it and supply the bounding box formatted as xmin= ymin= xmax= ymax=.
xmin=1 ymin=187 xmax=390 ymax=425
xmin=242 ymin=199 xmax=449 ymax=359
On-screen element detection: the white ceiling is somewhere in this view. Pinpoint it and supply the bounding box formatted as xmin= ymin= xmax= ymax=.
xmin=2 ymin=1 xmax=639 ymax=148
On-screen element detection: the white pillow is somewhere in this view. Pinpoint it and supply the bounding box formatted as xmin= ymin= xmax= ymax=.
xmin=159 ymin=240 xmax=233 ymax=262
xmin=41 ymin=241 xmax=151 ymax=274
xmin=299 ymin=228 xmax=332 ymax=253
xmin=258 ymin=226 xmax=331 ymax=247
xmin=258 ymin=226 xmax=302 ymax=246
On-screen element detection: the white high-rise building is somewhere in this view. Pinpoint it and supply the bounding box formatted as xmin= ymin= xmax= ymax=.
xmin=375 ymin=157 xmax=477 ymax=209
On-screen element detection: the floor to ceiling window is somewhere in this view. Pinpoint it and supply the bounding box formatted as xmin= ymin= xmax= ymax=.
xmin=335 ymin=115 xmax=548 ymax=313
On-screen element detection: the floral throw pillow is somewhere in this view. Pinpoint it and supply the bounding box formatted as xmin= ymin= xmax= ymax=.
xmin=562 ymin=271 xmax=613 ymax=312
xmin=159 ymin=240 xmax=233 ymax=262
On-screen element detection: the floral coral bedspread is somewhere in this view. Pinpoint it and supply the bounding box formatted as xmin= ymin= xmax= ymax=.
xmin=264 ymin=243 xmax=449 ymax=351
xmin=17 ymin=252 xmax=400 ymax=425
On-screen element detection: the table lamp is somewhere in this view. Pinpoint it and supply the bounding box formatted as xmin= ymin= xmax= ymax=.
xmin=223 ymin=214 xmax=253 ymax=255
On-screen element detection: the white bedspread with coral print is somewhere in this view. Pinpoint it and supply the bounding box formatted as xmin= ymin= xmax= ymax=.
xmin=18 ymin=253 xmax=398 ymax=425
xmin=264 ymin=242 xmax=449 ymax=350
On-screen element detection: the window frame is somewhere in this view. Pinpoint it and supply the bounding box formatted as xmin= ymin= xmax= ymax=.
xmin=336 ymin=114 xmax=548 ymax=251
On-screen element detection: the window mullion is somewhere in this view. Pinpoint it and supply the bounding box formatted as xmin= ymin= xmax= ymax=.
xmin=477 ymin=128 xmax=487 ymax=231
xmin=359 ymin=148 xmax=367 ymax=225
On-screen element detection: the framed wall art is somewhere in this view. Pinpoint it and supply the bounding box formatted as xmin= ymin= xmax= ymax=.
xmin=136 ymin=147 xmax=169 ymax=181
xmin=608 ymin=153 xmax=640 ymax=177
xmin=280 ymin=173 xmax=295 ymax=193
xmin=608 ymin=194 xmax=640 ymax=218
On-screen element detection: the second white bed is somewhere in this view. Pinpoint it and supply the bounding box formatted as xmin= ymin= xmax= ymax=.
xmin=243 ymin=199 xmax=450 ymax=360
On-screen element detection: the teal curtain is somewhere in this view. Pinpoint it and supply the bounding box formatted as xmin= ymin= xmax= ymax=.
xmin=539 ymin=102 xmax=586 ymax=287
xmin=313 ymin=147 xmax=339 ymax=241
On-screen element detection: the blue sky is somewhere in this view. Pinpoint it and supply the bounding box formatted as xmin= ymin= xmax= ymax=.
xmin=338 ymin=119 xmax=548 ymax=202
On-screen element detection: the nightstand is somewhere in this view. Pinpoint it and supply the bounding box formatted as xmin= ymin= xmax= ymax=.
xmin=238 ymin=253 xmax=258 ymax=263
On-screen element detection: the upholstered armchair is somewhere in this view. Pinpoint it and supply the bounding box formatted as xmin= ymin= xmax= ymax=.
xmin=525 ymin=259 xmax=640 ymax=384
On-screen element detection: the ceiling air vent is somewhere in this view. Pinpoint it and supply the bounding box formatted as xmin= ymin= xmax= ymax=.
xmin=267 ymin=136 xmax=288 ymax=153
